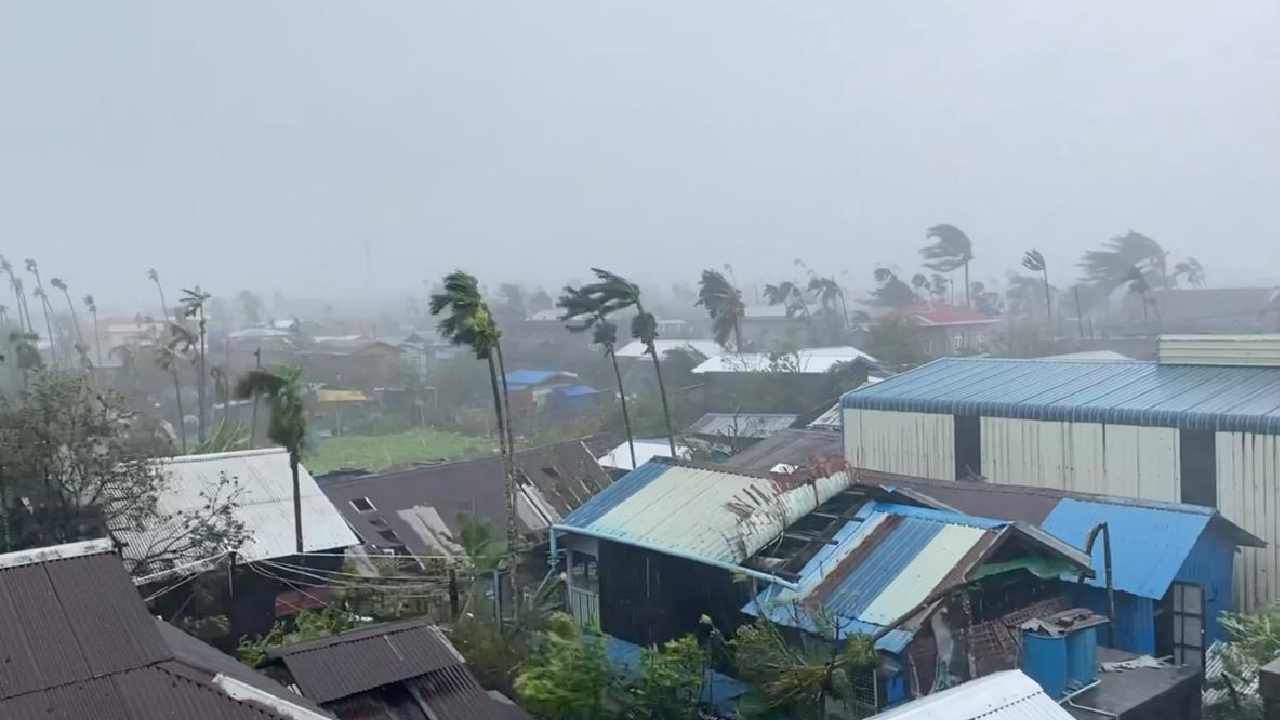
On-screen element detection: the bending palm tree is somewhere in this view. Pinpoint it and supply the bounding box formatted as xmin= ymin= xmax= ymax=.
xmin=430 ymin=270 xmax=520 ymax=606
xmin=923 ymin=224 xmax=975 ymax=307
xmin=0 ymin=256 xmax=31 ymax=332
xmin=763 ymin=280 xmax=811 ymax=320
xmin=26 ymin=259 xmax=59 ymax=367
xmin=154 ymin=342 xmax=189 ymax=452
xmin=50 ymin=277 xmax=88 ymax=366
xmin=181 ymin=287 xmax=213 ymax=443
xmin=235 ymin=367 xmax=307 ymax=553
xmin=83 ymin=294 xmax=103 ymax=365
xmin=1079 ymin=231 xmax=1166 ymax=296
xmin=808 ymin=275 xmax=849 ymax=332
xmin=147 ymin=267 xmax=170 ymax=320
xmin=559 ymin=286 xmax=636 ymax=468
xmin=1173 ymin=257 xmax=1206 ymax=288
xmin=1020 ymin=250 xmax=1052 ymax=323
xmin=696 ymin=269 xmax=746 ymax=351
xmin=561 ymin=268 xmax=676 ymax=456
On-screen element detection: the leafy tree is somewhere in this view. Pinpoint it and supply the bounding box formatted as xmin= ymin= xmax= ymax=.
xmin=238 ymin=607 xmax=365 ymax=667
xmin=870 ymin=268 xmax=916 ymax=308
xmin=457 ymin=512 xmax=507 ymax=572
xmin=866 ymin=315 xmax=922 ymax=367
xmin=696 ymin=269 xmax=746 ymax=350
xmin=558 ymin=268 xmax=676 ymax=457
xmin=1173 ymin=257 xmax=1206 ymax=288
xmin=235 ymin=366 xmax=307 ymax=553
xmin=1079 ymin=231 xmax=1168 ymax=295
xmin=514 ymin=613 xmax=614 ymax=720
xmin=624 ymin=635 xmax=707 ymax=720
xmin=922 ymin=224 xmax=974 ymax=307
xmin=763 ymin=280 xmax=811 ymax=320
xmin=1020 ymin=250 xmax=1052 ymax=323
xmin=808 ymin=276 xmax=850 ymax=336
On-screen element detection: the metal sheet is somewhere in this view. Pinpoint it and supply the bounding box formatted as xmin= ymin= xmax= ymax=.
xmin=859 ymin=524 xmax=986 ymax=625
xmin=848 ymin=409 xmax=955 ymax=481
xmin=864 ymin=669 xmax=1074 ymax=720
xmin=843 ymin=357 xmax=1280 ymax=434
xmin=1216 ymin=430 xmax=1280 ymax=611
xmin=693 ymin=346 xmax=878 ymax=374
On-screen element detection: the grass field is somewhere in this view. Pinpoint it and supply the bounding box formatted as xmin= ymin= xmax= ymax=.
xmin=307 ymin=429 xmax=497 ymax=474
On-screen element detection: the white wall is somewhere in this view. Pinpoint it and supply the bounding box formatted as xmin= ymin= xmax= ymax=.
xmin=844 ymin=409 xmax=955 ymax=481
xmin=981 ymin=418 xmax=1180 ymax=501
xmin=1216 ymin=431 xmax=1280 ymax=612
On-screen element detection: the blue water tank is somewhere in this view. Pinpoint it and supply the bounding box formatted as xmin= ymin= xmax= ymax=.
xmin=1021 ymin=632 xmax=1069 ymax=698
xmin=1065 ymin=626 xmax=1099 ymax=689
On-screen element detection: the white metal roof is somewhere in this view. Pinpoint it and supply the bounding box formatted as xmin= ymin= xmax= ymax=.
xmin=868 ymin=670 xmax=1072 ymax=720
xmin=1159 ymin=334 xmax=1280 ymax=367
xmin=614 ymin=339 xmax=723 ymax=359
xmin=114 ymin=448 xmax=359 ymax=566
xmin=687 ymin=413 xmax=798 ymax=439
xmin=692 ymin=346 xmax=878 ymax=374
xmin=596 ymin=438 xmax=688 ymax=470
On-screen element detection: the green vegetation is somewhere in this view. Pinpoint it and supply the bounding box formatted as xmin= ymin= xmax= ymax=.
xmin=306 ymin=428 xmax=497 ymax=474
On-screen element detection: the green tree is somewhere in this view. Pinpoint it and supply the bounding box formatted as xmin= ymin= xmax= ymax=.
xmin=870 ymin=268 xmax=915 ymax=308
xmin=235 ymin=366 xmax=307 ymax=553
xmin=1020 ymin=250 xmax=1052 ymax=323
xmin=922 ymin=224 xmax=974 ymax=307
xmin=696 ymin=269 xmax=746 ymax=351
xmin=514 ymin=613 xmax=614 ymax=720
xmin=559 ymin=268 xmax=677 ymax=457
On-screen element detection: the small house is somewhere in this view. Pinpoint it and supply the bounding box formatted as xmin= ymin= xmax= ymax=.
xmin=693 ymin=345 xmax=880 ymax=413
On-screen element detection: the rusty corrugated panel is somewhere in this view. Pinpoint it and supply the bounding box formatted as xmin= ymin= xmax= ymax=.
xmin=270 ymin=620 xmax=461 ymax=704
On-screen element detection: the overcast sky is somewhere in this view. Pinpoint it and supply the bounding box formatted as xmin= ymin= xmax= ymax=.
xmin=1 ymin=1 xmax=1277 ymax=313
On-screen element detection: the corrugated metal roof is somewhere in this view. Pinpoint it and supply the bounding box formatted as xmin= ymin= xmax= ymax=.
xmin=1159 ymin=334 xmax=1280 ymax=366
xmin=842 ymin=356 xmax=1280 ymax=433
xmin=596 ymin=438 xmax=687 ymax=470
xmin=868 ymin=670 xmax=1073 ymax=720
xmin=113 ymin=449 xmax=358 ymax=567
xmin=1041 ymin=497 xmax=1210 ymax=599
xmin=687 ymin=412 xmax=799 ymax=439
xmin=505 ymin=369 xmax=577 ymax=386
xmin=556 ymin=459 xmax=851 ymax=569
xmin=722 ymin=428 xmax=844 ymax=473
xmin=614 ymin=339 xmax=723 ymax=359
xmin=693 ymin=346 xmax=879 ymax=374
xmin=266 ymin=619 xmax=463 ymax=705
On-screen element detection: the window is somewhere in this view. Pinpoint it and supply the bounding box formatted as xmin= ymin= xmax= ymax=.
xmin=350 ymin=497 xmax=376 ymax=513
xmin=1180 ymin=430 xmax=1216 ymax=507
xmin=569 ymin=550 xmax=599 ymax=593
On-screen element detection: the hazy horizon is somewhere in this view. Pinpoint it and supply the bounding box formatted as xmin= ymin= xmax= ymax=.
xmin=2 ymin=1 xmax=1277 ymax=316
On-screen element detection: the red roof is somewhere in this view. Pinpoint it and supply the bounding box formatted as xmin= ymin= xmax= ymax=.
xmin=901 ymin=303 xmax=1000 ymax=325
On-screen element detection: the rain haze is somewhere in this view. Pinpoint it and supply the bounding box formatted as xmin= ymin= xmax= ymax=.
xmin=1 ymin=1 xmax=1278 ymax=309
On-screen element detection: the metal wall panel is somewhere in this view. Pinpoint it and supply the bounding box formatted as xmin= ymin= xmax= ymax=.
xmin=845 ymin=409 xmax=955 ymax=481
xmin=1216 ymin=431 xmax=1280 ymax=611
xmin=981 ymin=418 xmax=1179 ymax=501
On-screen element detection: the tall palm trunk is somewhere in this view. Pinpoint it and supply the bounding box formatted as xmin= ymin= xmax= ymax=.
xmin=733 ymin=317 xmax=744 ymax=353
xmin=196 ymin=313 xmax=207 ymax=443
xmin=171 ymin=367 xmax=187 ymax=452
xmin=608 ymin=346 xmax=636 ymax=468
xmin=647 ymin=344 xmax=677 ymax=457
xmin=485 ymin=353 xmax=519 ymax=620
xmin=1041 ymin=268 xmax=1052 ymax=324
xmin=90 ymin=308 xmax=103 ymax=365
xmin=493 ymin=341 xmax=516 ymax=456
xmin=154 ymin=281 xmax=169 ymax=322
xmin=60 ymin=290 xmax=83 ymax=347
xmin=289 ymin=451 xmax=303 ymax=553
xmin=38 ymin=296 xmax=58 ymax=368
xmin=963 ymin=261 xmax=971 ymax=308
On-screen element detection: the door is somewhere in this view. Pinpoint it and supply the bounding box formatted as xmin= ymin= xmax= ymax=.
xmin=1159 ymin=581 xmax=1206 ymax=667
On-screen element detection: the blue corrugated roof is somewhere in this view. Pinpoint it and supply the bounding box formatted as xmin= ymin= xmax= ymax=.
xmin=842 ymin=357 xmax=1280 ymax=433
xmin=1040 ymin=497 xmax=1212 ymax=599
xmin=505 ymin=369 xmax=571 ymax=386
xmin=561 ymin=461 xmax=669 ymax=529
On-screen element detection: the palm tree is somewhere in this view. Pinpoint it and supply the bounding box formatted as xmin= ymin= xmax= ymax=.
xmin=1125 ymin=265 xmax=1159 ymax=321
xmin=49 ymin=277 xmax=87 ymax=366
xmin=922 ymin=224 xmax=975 ymax=307
xmin=1173 ymin=257 xmax=1206 ymax=288
xmin=696 ymin=269 xmax=746 ymax=350
xmin=25 ymin=259 xmax=59 ymax=368
xmin=1020 ymin=250 xmax=1052 ymax=323
xmin=154 ymin=341 xmax=189 ymax=452
xmin=180 ymin=286 xmax=212 ymax=443
xmin=147 ymin=267 xmax=170 ymax=321
xmin=235 ymin=367 xmax=307 ymax=553
xmin=559 ymin=287 xmax=636 ymax=468
xmin=430 ymin=270 xmax=520 ymax=597
xmin=561 ymin=268 xmax=677 ymax=457
xmin=1079 ymin=231 xmax=1167 ymax=296
xmin=83 ymin=294 xmax=103 ymax=365
xmin=910 ymin=273 xmax=930 ymax=302
xmin=0 ymin=256 xmax=31 ymax=332
xmin=807 ymin=276 xmax=849 ymax=331
xmin=763 ymin=280 xmax=811 ymax=319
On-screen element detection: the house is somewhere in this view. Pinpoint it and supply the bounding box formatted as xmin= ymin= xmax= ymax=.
xmin=117 ymin=448 xmax=360 ymax=637
xmin=693 ymin=346 xmax=880 ymax=413
xmin=0 ymin=538 xmax=329 ymax=719
xmin=613 ymin=338 xmax=722 ymax=361
xmin=857 ymin=471 xmax=1264 ymax=661
xmin=897 ymin=303 xmax=1002 ymax=356
xmin=742 ymin=500 xmax=1090 ymax=705
xmin=740 ymin=303 xmax=821 ymax=346
xmin=685 ymin=412 xmax=800 ymax=455
xmin=552 ymin=457 xmax=853 ymax=643
xmin=503 ymin=369 xmax=583 ymax=417
xmin=259 ymin=618 xmax=528 ymax=720
xmin=841 ymin=337 xmax=1280 ymax=610
xmin=321 ymin=440 xmax=610 ymax=569
xmin=299 ymin=337 xmax=403 ymax=389
xmin=595 ymin=437 xmax=689 ymax=474
xmin=866 ymin=670 xmax=1073 ymax=720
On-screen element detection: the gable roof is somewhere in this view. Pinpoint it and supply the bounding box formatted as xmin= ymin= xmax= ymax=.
xmin=596 ymin=438 xmax=688 ymax=471
xmin=744 ymin=502 xmax=1090 ymax=652
xmin=504 ymin=369 xmax=578 ymax=387
xmin=869 ymin=670 xmax=1073 ymax=720
xmin=555 ymin=458 xmax=851 ymax=580
xmin=855 ymin=471 xmax=1264 ymax=599
xmin=320 ymin=440 xmax=610 ymax=558
xmin=114 ymin=449 xmax=359 ymax=573
xmin=0 ymin=539 xmax=316 ymax=719
xmin=723 ymin=428 xmax=844 ymax=474
xmin=901 ymin=303 xmax=1003 ymax=327
xmin=843 ymin=356 xmax=1280 ymax=434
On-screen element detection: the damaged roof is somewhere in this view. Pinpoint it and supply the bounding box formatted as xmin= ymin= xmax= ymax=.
xmin=722 ymin=428 xmax=844 ymax=474
xmin=555 ymin=458 xmax=851 ymax=574
xmin=686 ymin=412 xmax=800 ymax=440
xmin=744 ymin=502 xmax=1091 ymax=652
xmin=320 ymin=440 xmax=610 ymax=557
xmin=0 ymin=539 xmax=323 ymax=719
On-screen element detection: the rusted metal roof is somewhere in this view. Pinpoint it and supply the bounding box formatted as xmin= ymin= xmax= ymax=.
xmin=266 ymin=619 xmax=462 ymax=704
xmin=0 ymin=539 xmax=319 ymax=719
xmin=556 ymin=458 xmax=851 ymax=574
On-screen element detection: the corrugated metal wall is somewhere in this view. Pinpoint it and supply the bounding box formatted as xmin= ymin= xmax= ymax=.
xmin=1216 ymin=431 xmax=1280 ymax=612
xmin=844 ymin=409 xmax=955 ymax=481
xmin=981 ymin=418 xmax=1180 ymax=502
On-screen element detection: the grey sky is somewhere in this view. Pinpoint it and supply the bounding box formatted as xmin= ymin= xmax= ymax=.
xmin=2 ymin=1 xmax=1277 ymax=313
